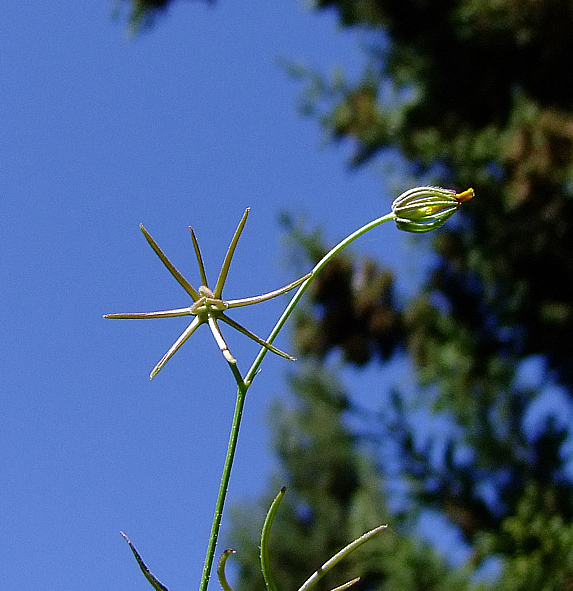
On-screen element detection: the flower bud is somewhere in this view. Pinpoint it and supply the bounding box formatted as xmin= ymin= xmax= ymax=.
xmin=391 ymin=186 xmax=474 ymax=233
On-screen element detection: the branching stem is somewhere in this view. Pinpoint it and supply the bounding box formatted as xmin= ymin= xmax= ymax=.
xmin=198 ymin=211 xmax=396 ymax=591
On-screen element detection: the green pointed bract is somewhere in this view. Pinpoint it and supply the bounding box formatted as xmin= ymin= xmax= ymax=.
xmin=121 ymin=532 xmax=171 ymax=591
xmin=105 ymin=211 xmax=311 ymax=378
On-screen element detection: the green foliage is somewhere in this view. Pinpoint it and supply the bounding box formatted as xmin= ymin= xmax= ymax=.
xmin=294 ymin=2 xmax=573 ymax=393
xmin=116 ymin=0 xmax=212 ymax=31
xmin=231 ymin=1 xmax=573 ymax=590
xmin=230 ymin=366 xmax=470 ymax=591
xmin=112 ymin=0 xmax=573 ymax=587
xmin=116 ymin=0 xmax=172 ymax=30
xmin=479 ymin=482 xmax=573 ymax=591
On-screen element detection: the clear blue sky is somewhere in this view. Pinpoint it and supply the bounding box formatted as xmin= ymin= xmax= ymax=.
xmin=5 ymin=2 xmax=571 ymax=589
xmin=2 ymin=2 xmax=420 ymax=590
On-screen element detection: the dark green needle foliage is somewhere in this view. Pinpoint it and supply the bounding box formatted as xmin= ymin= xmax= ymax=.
xmin=229 ymin=365 xmax=468 ymax=591
xmin=114 ymin=0 xmax=573 ymax=588
xmin=231 ymin=1 xmax=573 ymax=590
xmin=117 ymin=0 xmax=213 ymax=31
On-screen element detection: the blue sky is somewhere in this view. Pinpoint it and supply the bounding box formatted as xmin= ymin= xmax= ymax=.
xmin=5 ymin=2 xmax=573 ymax=589
xmin=1 ymin=2 xmax=419 ymax=590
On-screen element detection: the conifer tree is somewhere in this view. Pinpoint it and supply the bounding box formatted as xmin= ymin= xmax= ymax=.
xmin=230 ymin=1 xmax=573 ymax=588
xmin=118 ymin=1 xmax=573 ymax=587
xmin=229 ymin=365 xmax=467 ymax=591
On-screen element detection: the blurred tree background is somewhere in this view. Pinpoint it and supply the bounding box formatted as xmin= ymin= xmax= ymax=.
xmin=121 ymin=1 xmax=573 ymax=590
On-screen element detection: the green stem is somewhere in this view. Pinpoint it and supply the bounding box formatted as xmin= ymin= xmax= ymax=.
xmin=245 ymin=211 xmax=395 ymax=384
xmin=198 ymin=364 xmax=247 ymax=591
xmin=197 ymin=210 xmax=395 ymax=591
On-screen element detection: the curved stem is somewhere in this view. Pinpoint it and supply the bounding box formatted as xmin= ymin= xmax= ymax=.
xmin=245 ymin=211 xmax=395 ymax=384
xmin=198 ymin=367 xmax=247 ymax=591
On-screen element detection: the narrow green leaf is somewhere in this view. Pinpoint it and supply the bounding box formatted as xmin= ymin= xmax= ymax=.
xmin=121 ymin=531 xmax=171 ymax=591
xmin=328 ymin=577 xmax=361 ymax=591
xmin=260 ymin=487 xmax=286 ymax=591
xmin=297 ymin=525 xmax=387 ymax=591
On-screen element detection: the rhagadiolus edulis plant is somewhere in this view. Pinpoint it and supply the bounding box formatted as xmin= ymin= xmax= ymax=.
xmin=105 ymin=186 xmax=475 ymax=591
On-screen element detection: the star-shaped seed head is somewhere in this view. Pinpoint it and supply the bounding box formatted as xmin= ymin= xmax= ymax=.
xmin=105 ymin=208 xmax=311 ymax=379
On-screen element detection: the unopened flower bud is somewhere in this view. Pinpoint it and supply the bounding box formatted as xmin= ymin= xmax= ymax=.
xmin=392 ymin=186 xmax=474 ymax=233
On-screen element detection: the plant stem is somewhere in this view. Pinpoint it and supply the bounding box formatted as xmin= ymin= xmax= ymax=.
xmin=198 ymin=366 xmax=247 ymax=591
xmin=198 ymin=210 xmax=395 ymax=591
xmin=245 ymin=211 xmax=395 ymax=384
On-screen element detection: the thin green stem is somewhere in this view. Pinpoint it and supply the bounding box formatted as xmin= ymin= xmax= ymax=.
xmin=297 ymin=525 xmax=387 ymax=591
xmin=198 ymin=365 xmax=247 ymax=591
xmin=245 ymin=211 xmax=395 ymax=384
xmin=197 ymin=210 xmax=395 ymax=591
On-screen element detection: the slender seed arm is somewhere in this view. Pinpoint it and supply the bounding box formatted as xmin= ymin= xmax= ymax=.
xmin=213 ymin=208 xmax=249 ymax=298
xmin=226 ymin=272 xmax=312 ymax=308
xmin=140 ymin=224 xmax=201 ymax=301
xmin=219 ymin=314 xmax=295 ymax=360
xmin=207 ymin=316 xmax=237 ymax=364
xmin=104 ymin=307 xmax=193 ymax=319
xmin=149 ymin=316 xmax=202 ymax=380
xmin=189 ymin=226 xmax=209 ymax=288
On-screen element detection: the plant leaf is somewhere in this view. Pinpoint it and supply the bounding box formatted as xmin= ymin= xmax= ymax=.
xmin=328 ymin=577 xmax=361 ymax=591
xmin=260 ymin=487 xmax=286 ymax=591
xmin=121 ymin=531 xmax=171 ymax=591
xmin=297 ymin=525 xmax=387 ymax=591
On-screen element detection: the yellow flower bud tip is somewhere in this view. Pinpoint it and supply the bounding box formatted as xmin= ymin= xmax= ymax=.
xmin=455 ymin=188 xmax=474 ymax=203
